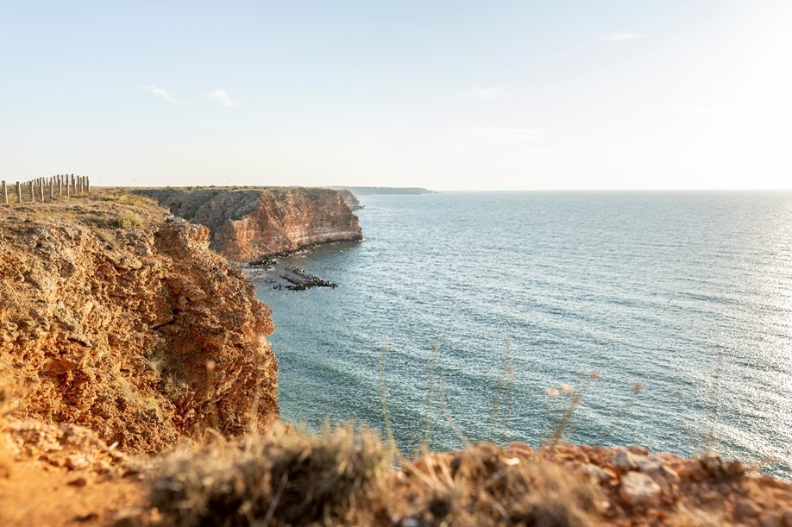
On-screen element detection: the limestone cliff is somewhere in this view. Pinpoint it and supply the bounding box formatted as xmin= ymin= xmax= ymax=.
xmin=0 ymin=192 xmax=278 ymax=454
xmin=138 ymin=187 xmax=363 ymax=263
xmin=336 ymin=189 xmax=363 ymax=211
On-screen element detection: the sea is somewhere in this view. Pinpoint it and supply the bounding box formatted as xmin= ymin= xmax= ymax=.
xmin=250 ymin=192 xmax=792 ymax=477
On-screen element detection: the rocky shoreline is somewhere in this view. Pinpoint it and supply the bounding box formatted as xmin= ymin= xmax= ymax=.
xmin=2 ymin=190 xmax=791 ymax=526
xmin=136 ymin=187 xmax=363 ymax=264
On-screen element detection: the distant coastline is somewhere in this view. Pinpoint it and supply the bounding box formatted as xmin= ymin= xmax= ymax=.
xmin=329 ymin=186 xmax=435 ymax=196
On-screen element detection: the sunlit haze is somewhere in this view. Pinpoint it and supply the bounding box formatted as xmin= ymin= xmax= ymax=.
xmin=2 ymin=1 xmax=791 ymax=190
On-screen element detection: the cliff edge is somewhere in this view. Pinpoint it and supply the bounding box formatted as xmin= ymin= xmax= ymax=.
xmin=0 ymin=192 xmax=278 ymax=455
xmin=137 ymin=187 xmax=363 ymax=264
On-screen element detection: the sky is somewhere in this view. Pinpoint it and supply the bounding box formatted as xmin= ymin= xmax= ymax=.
xmin=1 ymin=1 xmax=791 ymax=190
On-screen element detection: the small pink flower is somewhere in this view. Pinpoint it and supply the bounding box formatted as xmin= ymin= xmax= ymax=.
xmin=546 ymin=388 xmax=560 ymax=397
xmin=560 ymin=384 xmax=574 ymax=395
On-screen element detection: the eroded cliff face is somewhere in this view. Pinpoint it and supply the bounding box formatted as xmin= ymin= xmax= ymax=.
xmin=0 ymin=193 xmax=278 ymax=454
xmin=138 ymin=187 xmax=362 ymax=263
xmin=336 ymin=189 xmax=363 ymax=211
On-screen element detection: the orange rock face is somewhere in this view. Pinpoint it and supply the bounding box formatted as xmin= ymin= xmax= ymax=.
xmin=139 ymin=187 xmax=363 ymax=263
xmin=0 ymin=194 xmax=278 ymax=454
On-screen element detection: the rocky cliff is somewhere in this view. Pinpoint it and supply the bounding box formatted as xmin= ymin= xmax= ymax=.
xmin=2 ymin=192 xmax=792 ymax=527
xmin=336 ymin=189 xmax=363 ymax=211
xmin=0 ymin=192 xmax=278 ymax=454
xmin=137 ymin=187 xmax=363 ymax=263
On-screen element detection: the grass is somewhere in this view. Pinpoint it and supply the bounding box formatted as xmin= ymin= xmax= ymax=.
xmin=146 ymin=421 xmax=603 ymax=526
xmin=150 ymin=423 xmax=388 ymax=526
xmin=391 ymin=443 xmax=602 ymax=526
xmin=106 ymin=190 xmax=146 ymax=204
xmin=145 ymin=342 xmax=608 ymax=526
xmin=483 ymin=342 xmax=515 ymax=444
xmin=598 ymin=381 xmax=644 ymax=444
xmin=378 ymin=346 xmax=398 ymax=457
xmin=117 ymin=210 xmax=142 ymax=228
xmin=423 ymin=341 xmax=439 ymax=448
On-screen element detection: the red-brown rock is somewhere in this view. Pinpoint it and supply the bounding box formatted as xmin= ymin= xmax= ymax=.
xmin=138 ymin=187 xmax=363 ymax=263
xmin=0 ymin=193 xmax=278 ymax=454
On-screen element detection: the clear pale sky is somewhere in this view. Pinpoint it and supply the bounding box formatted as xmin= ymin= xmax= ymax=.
xmin=1 ymin=1 xmax=790 ymax=190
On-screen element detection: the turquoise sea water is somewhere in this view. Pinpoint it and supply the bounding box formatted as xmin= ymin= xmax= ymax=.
xmin=252 ymin=192 xmax=792 ymax=477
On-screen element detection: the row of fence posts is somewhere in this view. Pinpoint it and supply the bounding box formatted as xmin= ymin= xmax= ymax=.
xmin=1 ymin=175 xmax=90 ymax=205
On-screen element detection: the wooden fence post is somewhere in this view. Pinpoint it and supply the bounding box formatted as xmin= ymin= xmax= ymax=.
xmin=16 ymin=182 xmax=22 ymax=203
xmin=39 ymin=179 xmax=45 ymax=202
xmin=86 ymin=177 xmax=90 ymax=194
xmin=66 ymin=176 xmax=70 ymax=197
xmin=49 ymin=178 xmax=54 ymax=200
xmin=29 ymin=181 xmax=35 ymax=202
xmin=1 ymin=181 xmax=7 ymax=205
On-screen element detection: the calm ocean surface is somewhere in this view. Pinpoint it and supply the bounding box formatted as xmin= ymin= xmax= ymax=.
xmin=252 ymin=192 xmax=792 ymax=477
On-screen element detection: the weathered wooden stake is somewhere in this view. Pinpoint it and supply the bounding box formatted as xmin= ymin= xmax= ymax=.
xmin=86 ymin=176 xmax=90 ymax=194
xmin=16 ymin=182 xmax=22 ymax=203
xmin=49 ymin=178 xmax=54 ymax=200
xmin=39 ymin=179 xmax=45 ymax=202
xmin=1 ymin=181 xmax=7 ymax=205
xmin=66 ymin=176 xmax=70 ymax=197
xmin=29 ymin=181 xmax=35 ymax=202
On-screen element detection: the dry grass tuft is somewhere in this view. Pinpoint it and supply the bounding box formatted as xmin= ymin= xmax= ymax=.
xmin=117 ymin=210 xmax=143 ymax=228
xmin=103 ymin=190 xmax=152 ymax=208
xmin=149 ymin=423 xmax=389 ymax=526
xmin=146 ymin=426 xmax=602 ymax=526
xmin=388 ymin=443 xmax=603 ymax=527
